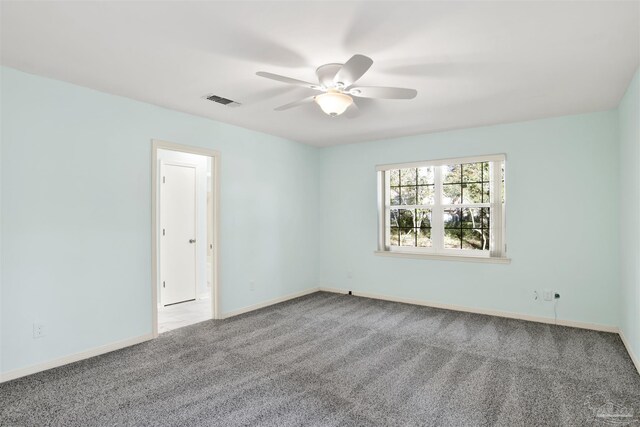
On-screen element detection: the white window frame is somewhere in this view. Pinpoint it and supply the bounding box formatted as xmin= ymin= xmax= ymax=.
xmin=375 ymin=154 xmax=509 ymax=263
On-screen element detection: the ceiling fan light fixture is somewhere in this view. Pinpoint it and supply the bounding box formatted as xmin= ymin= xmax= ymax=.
xmin=314 ymin=90 xmax=353 ymax=116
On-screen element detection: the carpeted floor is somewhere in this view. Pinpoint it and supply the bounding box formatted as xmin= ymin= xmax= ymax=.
xmin=2 ymin=291 xmax=639 ymax=426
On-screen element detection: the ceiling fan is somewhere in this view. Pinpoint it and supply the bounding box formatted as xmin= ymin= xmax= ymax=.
xmin=256 ymin=54 xmax=417 ymax=117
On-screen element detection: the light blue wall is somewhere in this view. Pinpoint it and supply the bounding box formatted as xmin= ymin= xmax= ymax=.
xmin=619 ymin=68 xmax=640 ymax=360
xmin=0 ymin=67 xmax=319 ymax=374
xmin=318 ymin=111 xmax=620 ymax=327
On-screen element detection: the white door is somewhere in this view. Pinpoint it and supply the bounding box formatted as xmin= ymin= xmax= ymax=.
xmin=160 ymin=163 xmax=197 ymax=306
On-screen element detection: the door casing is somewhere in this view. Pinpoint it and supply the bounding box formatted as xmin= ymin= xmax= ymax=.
xmin=151 ymin=140 xmax=221 ymax=338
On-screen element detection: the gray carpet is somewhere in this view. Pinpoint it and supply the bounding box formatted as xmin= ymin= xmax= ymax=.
xmin=1 ymin=292 xmax=639 ymax=426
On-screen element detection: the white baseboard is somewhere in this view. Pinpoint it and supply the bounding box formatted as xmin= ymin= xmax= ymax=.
xmin=318 ymin=287 xmax=619 ymax=333
xmin=221 ymin=287 xmax=320 ymax=319
xmin=0 ymin=333 xmax=153 ymax=384
xmin=619 ymin=330 xmax=640 ymax=375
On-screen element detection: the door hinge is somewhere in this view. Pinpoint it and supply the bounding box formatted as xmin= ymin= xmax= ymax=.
xmin=162 ymin=176 xmax=165 ymax=184
xmin=162 ymin=229 xmax=165 ymax=236
xmin=163 ymin=281 xmax=165 ymax=288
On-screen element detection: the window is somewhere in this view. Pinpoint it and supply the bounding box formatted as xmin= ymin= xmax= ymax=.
xmin=377 ymin=154 xmax=506 ymax=261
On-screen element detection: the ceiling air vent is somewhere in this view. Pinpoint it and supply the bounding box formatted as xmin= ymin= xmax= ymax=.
xmin=204 ymin=94 xmax=241 ymax=108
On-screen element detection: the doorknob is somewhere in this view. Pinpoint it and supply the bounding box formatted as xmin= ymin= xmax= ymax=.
xmin=189 ymin=239 xmax=196 ymax=244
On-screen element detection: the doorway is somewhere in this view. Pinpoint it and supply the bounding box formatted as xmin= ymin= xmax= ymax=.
xmin=151 ymin=140 xmax=220 ymax=337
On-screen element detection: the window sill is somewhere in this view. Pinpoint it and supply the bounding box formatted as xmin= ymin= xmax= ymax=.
xmin=374 ymin=250 xmax=511 ymax=264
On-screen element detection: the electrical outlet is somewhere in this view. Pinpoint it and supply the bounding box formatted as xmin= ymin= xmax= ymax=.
xmin=543 ymin=289 xmax=553 ymax=301
xmin=533 ymin=290 xmax=539 ymax=301
xmin=249 ymin=280 xmax=255 ymax=291
xmin=33 ymin=323 xmax=45 ymax=339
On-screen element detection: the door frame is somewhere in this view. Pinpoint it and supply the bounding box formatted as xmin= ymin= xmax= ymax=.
xmin=158 ymin=159 xmax=198 ymax=307
xmin=151 ymin=139 xmax=221 ymax=338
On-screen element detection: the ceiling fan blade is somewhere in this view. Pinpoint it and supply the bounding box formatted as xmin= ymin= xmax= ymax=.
xmin=349 ymin=86 xmax=417 ymax=99
xmin=274 ymin=96 xmax=315 ymax=111
xmin=256 ymin=72 xmax=320 ymax=90
xmin=316 ymin=63 xmax=342 ymax=88
xmin=333 ymin=54 xmax=373 ymax=87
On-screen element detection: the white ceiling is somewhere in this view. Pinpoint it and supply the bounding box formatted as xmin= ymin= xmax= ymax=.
xmin=1 ymin=1 xmax=638 ymax=146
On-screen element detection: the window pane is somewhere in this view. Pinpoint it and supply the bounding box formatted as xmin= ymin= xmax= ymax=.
xmin=417 ymin=228 xmax=432 ymax=247
xmin=460 ymin=208 xmax=489 ymax=229
xmin=400 ymin=186 xmax=417 ymax=205
xmin=462 ymin=162 xmax=485 ymax=182
xmin=390 ymin=170 xmax=400 ymax=187
xmin=417 ymin=167 xmax=434 ymax=185
xmin=483 ymin=182 xmax=490 ymax=203
xmin=400 ymin=168 xmax=417 ymax=186
xmin=400 ymin=228 xmax=416 ymax=246
xmin=444 ymin=208 xmax=462 ymax=228
xmin=390 ymin=227 xmax=400 ymax=246
xmin=462 ymin=183 xmax=485 ymax=204
xmin=444 ymin=228 xmax=462 ymax=249
xmin=442 ymin=184 xmax=462 ymax=204
xmin=445 ymin=208 xmax=490 ymax=228
xmin=397 ymin=209 xmax=415 ymax=228
xmin=417 ymin=185 xmax=434 ymax=204
xmin=443 ymin=207 xmax=490 ymax=251
xmin=482 ymin=208 xmax=490 ymax=228
xmin=416 ymin=209 xmax=431 ymax=228
xmin=389 ymin=186 xmax=401 ymax=206
xmin=462 ymin=229 xmax=489 ymax=250
xmin=443 ymin=164 xmax=462 ymax=183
